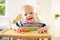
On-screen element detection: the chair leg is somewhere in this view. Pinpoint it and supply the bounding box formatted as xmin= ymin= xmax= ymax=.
xmin=37 ymin=38 xmax=39 ymax=40
xmin=42 ymin=38 xmax=44 ymax=40
xmin=8 ymin=37 xmax=11 ymax=40
xmin=48 ymin=38 xmax=51 ymax=40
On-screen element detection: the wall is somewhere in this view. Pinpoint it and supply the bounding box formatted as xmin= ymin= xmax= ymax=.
xmin=50 ymin=0 xmax=60 ymax=37
xmin=0 ymin=16 xmax=11 ymax=29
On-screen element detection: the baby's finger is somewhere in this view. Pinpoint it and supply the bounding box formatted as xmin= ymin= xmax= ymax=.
xmin=43 ymin=30 xmax=46 ymax=33
xmin=38 ymin=30 xmax=42 ymax=34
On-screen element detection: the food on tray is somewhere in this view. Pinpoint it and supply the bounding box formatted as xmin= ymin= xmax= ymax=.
xmin=22 ymin=27 xmax=40 ymax=32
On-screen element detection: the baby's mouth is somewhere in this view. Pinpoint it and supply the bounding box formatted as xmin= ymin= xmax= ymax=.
xmin=27 ymin=18 xmax=33 ymax=20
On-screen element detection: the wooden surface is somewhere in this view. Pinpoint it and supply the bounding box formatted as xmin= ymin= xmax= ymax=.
xmin=0 ymin=29 xmax=51 ymax=38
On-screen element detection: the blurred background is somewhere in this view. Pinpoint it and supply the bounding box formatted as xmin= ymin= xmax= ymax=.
xmin=0 ymin=0 xmax=60 ymax=38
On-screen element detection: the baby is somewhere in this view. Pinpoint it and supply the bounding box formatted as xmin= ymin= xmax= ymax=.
xmin=16 ymin=5 xmax=48 ymax=40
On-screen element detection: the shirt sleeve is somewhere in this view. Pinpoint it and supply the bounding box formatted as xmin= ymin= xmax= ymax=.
xmin=40 ymin=23 xmax=46 ymax=27
xmin=16 ymin=20 xmax=23 ymax=27
xmin=16 ymin=22 xmax=20 ymax=27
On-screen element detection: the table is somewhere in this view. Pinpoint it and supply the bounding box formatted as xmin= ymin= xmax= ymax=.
xmin=0 ymin=29 xmax=51 ymax=40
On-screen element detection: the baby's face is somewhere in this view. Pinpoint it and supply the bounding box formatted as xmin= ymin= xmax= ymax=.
xmin=23 ymin=5 xmax=36 ymax=23
xmin=23 ymin=11 xmax=36 ymax=23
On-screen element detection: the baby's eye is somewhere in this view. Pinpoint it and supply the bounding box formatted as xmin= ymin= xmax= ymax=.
xmin=30 ymin=12 xmax=33 ymax=14
xmin=24 ymin=14 xmax=27 ymax=16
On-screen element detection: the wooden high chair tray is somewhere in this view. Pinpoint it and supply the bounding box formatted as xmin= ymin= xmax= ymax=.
xmin=0 ymin=29 xmax=51 ymax=38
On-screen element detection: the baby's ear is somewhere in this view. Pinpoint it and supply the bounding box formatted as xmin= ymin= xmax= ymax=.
xmin=36 ymin=13 xmax=37 ymax=16
xmin=34 ymin=13 xmax=37 ymax=18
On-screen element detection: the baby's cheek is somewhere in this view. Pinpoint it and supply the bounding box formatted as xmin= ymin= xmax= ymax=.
xmin=23 ymin=16 xmax=27 ymax=20
xmin=24 ymin=17 xmax=29 ymax=22
xmin=33 ymin=14 xmax=36 ymax=19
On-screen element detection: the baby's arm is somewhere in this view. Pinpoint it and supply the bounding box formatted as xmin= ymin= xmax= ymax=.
xmin=16 ymin=21 xmax=23 ymax=33
xmin=16 ymin=20 xmax=23 ymax=27
xmin=16 ymin=22 xmax=21 ymax=27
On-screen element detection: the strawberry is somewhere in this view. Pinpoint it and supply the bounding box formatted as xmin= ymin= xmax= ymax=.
xmin=22 ymin=29 xmax=27 ymax=32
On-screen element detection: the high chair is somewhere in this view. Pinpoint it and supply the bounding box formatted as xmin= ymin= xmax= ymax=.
xmin=0 ymin=14 xmax=51 ymax=40
xmin=12 ymin=14 xmax=51 ymax=40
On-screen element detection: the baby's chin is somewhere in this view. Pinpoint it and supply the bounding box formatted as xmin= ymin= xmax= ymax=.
xmin=26 ymin=20 xmax=34 ymax=23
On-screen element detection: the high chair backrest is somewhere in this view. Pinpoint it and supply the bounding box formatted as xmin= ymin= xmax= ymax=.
xmin=13 ymin=14 xmax=40 ymax=24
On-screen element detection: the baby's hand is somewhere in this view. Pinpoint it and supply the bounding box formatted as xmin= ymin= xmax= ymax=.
xmin=17 ymin=27 xmax=23 ymax=33
xmin=37 ymin=27 xmax=48 ymax=34
xmin=17 ymin=27 xmax=27 ymax=33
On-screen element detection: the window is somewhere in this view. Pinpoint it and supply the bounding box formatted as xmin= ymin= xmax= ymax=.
xmin=0 ymin=0 xmax=5 ymax=16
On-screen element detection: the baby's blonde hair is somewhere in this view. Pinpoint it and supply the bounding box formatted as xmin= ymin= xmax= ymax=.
xmin=23 ymin=5 xmax=33 ymax=12
xmin=21 ymin=5 xmax=36 ymax=13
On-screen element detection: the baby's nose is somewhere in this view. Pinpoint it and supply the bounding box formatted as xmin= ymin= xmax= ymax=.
xmin=27 ymin=14 xmax=30 ymax=17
